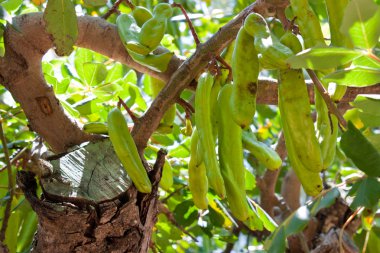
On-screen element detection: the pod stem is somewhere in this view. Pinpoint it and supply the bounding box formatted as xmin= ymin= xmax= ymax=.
xmin=102 ymin=0 xmax=134 ymax=20
xmin=306 ymin=69 xmax=347 ymax=129
xmin=176 ymin=97 xmax=194 ymax=118
xmin=215 ymin=55 xmax=232 ymax=83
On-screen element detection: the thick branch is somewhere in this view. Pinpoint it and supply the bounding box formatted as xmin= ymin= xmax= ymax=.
xmin=0 ymin=13 xmax=182 ymax=153
xmin=1 ymin=11 xmax=379 ymax=153
xmin=131 ymin=0 xmax=276 ymax=150
xmin=258 ymin=132 xmax=286 ymax=217
xmin=256 ymin=79 xmax=380 ymax=105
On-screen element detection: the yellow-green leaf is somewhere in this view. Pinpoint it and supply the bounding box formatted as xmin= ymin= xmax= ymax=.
xmin=340 ymin=0 xmax=380 ymax=49
xmin=44 ymin=0 xmax=78 ymax=56
xmin=323 ymin=67 xmax=380 ymax=87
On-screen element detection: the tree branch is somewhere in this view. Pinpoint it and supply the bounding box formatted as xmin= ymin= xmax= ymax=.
xmin=131 ymin=0 xmax=291 ymax=150
xmin=1 ymin=11 xmax=379 ymax=153
xmin=258 ymin=132 xmax=286 ymax=217
xmin=0 ymin=13 xmax=183 ymax=153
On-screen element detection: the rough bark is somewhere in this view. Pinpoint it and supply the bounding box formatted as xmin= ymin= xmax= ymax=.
xmin=16 ymin=150 xmax=166 ymax=253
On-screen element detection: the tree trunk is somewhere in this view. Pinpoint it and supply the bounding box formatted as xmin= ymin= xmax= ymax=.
xmin=16 ymin=147 xmax=166 ymax=253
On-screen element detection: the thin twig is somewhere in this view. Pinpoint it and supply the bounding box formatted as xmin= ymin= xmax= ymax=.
xmin=307 ymin=69 xmax=347 ymax=129
xmin=0 ymin=147 xmax=29 ymax=173
xmin=171 ymin=3 xmax=200 ymax=45
xmin=161 ymin=185 xmax=187 ymax=204
xmin=102 ymin=0 xmax=131 ymax=20
xmin=0 ymin=118 xmax=14 ymax=242
xmin=118 ymin=97 xmax=139 ymax=124
xmin=158 ymin=201 xmax=198 ymax=242
xmin=339 ymin=207 xmax=363 ymax=253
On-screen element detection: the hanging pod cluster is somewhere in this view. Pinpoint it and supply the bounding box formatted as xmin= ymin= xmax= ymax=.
xmin=244 ymin=12 xmax=325 ymax=196
xmin=105 ymin=1 xmax=343 ymax=222
xmin=189 ymin=9 xmax=344 ymax=219
xmin=190 ymin=69 xmax=282 ymax=224
xmin=116 ymin=3 xmax=174 ymax=72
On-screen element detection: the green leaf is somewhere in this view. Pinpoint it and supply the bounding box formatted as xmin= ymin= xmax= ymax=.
xmin=0 ymin=0 xmax=22 ymax=12
xmin=309 ymin=188 xmax=340 ymax=215
xmin=60 ymin=99 xmax=80 ymax=117
xmin=284 ymin=206 xmax=310 ymax=235
xmin=56 ymin=78 xmax=70 ymax=94
xmin=366 ymin=227 xmax=380 ymax=253
xmin=74 ymin=48 xmax=94 ymax=81
xmin=245 ymin=169 xmax=256 ymax=191
xmin=152 ymin=135 xmax=175 ymax=147
xmin=252 ymin=202 xmax=278 ymax=232
xmin=104 ymin=63 xmax=126 ymax=83
xmin=168 ymin=138 xmax=191 ymax=158
xmin=287 ymin=47 xmax=362 ymax=69
xmin=92 ymin=82 xmax=123 ymax=101
xmin=354 ymin=95 xmax=380 ymax=116
xmin=16 ymin=200 xmax=37 ymax=253
xmin=353 ymin=95 xmax=380 ymax=127
xmin=323 ymin=67 xmax=380 ymax=87
xmin=173 ymin=200 xmax=198 ymax=227
xmin=341 ymin=0 xmax=380 ymax=49
xmin=83 ymin=0 xmax=107 ymax=7
xmin=42 ymin=62 xmax=54 ymax=76
xmin=61 ymin=64 xmax=73 ymax=79
xmin=43 ymin=0 xmax=78 ymax=56
xmin=367 ymin=134 xmax=380 ymax=151
xmin=119 ymin=75 xmax=147 ymax=110
xmin=244 ymin=209 xmax=264 ymax=231
xmin=44 ymin=74 xmax=58 ymax=89
xmin=340 ymin=121 xmax=380 ymax=177
xmin=256 ymin=105 xmax=277 ymax=119
xmin=4 ymin=199 xmax=19 ymax=252
xmin=45 ymin=74 xmax=71 ymax=95
xmin=265 ymin=226 xmax=286 ymax=253
xmin=83 ymin=63 xmax=107 ymax=86
xmin=72 ymin=97 xmax=98 ymax=115
xmin=353 ymin=55 xmax=380 ymax=68
xmin=208 ymin=206 xmax=225 ymax=228
xmin=351 ymin=178 xmax=380 ymax=210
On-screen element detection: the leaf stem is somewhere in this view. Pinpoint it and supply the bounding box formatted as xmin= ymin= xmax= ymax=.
xmin=367 ymin=51 xmax=380 ymax=63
